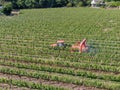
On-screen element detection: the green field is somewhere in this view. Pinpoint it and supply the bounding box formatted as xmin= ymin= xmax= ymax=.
xmin=0 ymin=7 xmax=120 ymax=90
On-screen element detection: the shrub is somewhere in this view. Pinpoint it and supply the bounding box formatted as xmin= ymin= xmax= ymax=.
xmin=86 ymin=0 xmax=91 ymax=7
xmin=107 ymin=1 xmax=120 ymax=7
xmin=66 ymin=2 xmax=73 ymax=7
xmin=2 ymin=3 xmax=12 ymax=15
xmin=16 ymin=0 xmax=26 ymax=9
xmin=77 ymin=2 xmax=84 ymax=7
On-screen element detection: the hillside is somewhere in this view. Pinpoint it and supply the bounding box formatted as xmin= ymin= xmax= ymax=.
xmin=0 ymin=7 xmax=120 ymax=90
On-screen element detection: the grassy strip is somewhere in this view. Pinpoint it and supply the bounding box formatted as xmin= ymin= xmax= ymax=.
xmin=0 ymin=60 xmax=120 ymax=83
xmin=0 ymin=52 xmax=119 ymax=67
xmin=0 ymin=57 xmax=120 ymax=74
xmin=0 ymin=78 xmax=65 ymax=90
xmin=0 ymin=67 xmax=120 ymax=90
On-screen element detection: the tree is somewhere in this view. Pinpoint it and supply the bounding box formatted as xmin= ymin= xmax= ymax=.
xmin=0 ymin=0 xmax=5 ymax=5
xmin=2 ymin=2 xmax=12 ymax=15
xmin=11 ymin=0 xmax=19 ymax=9
xmin=16 ymin=0 xmax=26 ymax=9
xmin=56 ymin=0 xmax=68 ymax=7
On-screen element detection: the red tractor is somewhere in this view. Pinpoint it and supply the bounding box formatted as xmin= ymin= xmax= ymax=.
xmin=70 ymin=39 xmax=89 ymax=53
xmin=50 ymin=40 xmax=65 ymax=47
xmin=50 ymin=39 xmax=89 ymax=53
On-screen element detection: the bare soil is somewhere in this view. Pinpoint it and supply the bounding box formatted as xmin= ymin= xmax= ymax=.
xmin=0 ymin=83 xmax=30 ymax=90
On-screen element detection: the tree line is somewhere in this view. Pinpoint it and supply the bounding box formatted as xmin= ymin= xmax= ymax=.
xmin=1 ymin=0 xmax=93 ymax=9
xmin=1 ymin=0 xmax=120 ymax=9
xmin=1 ymin=0 xmax=120 ymax=15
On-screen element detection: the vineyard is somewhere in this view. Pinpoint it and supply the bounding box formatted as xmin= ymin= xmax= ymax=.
xmin=0 ymin=7 xmax=120 ymax=90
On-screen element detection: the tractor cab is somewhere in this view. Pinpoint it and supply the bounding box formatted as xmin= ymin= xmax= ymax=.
xmin=50 ymin=39 xmax=89 ymax=53
xmin=57 ymin=40 xmax=65 ymax=47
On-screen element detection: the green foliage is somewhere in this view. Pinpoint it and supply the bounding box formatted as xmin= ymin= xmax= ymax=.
xmin=0 ymin=78 xmax=65 ymax=90
xmin=66 ymin=2 xmax=73 ymax=7
xmin=10 ymin=0 xmax=69 ymax=9
xmin=2 ymin=0 xmax=120 ymax=9
xmin=2 ymin=2 xmax=12 ymax=15
xmin=86 ymin=0 xmax=91 ymax=6
xmin=16 ymin=0 xmax=26 ymax=9
xmin=76 ymin=1 xmax=84 ymax=7
xmin=56 ymin=0 xmax=68 ymax=7
xmin=107 ymin=1 xmax=120 ymax=7
xmin=0 ymin=8 xmax=120 ymax=90
xmin=0 ymin=0 xmax=5 ymax=5
xmin=25 ymin=0 xmax=34 ymax=8
xmin=0 ymin=4 xmax=2 ymax=6
xmin=1 ymin=66 xmax=120 ymax=90
xmin=105 ymin=0 xmax=120 ymax=2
